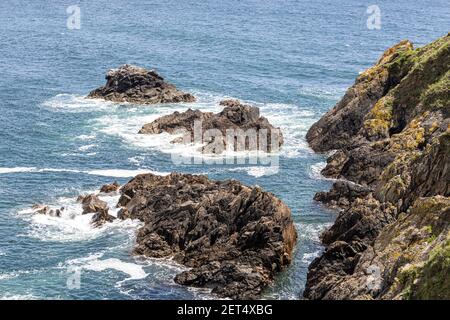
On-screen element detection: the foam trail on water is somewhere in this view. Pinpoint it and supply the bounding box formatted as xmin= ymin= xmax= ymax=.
xmin=65 ymin=253 xmax=148 ymax=282
xmin=17 ymin=191 xmax=143 ymax=242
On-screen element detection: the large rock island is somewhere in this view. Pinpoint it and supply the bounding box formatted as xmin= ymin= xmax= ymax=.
xmin=88 ymin=64 xmax=196 ymax=104
xmin=116 ymin=173 xmax=297 ymax=299
xmin=305 ymin=34 xmax=449 ymax=299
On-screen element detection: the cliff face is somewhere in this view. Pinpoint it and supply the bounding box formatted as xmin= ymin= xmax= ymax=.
xmin=304 ymin=33 xmax=450 ymax=300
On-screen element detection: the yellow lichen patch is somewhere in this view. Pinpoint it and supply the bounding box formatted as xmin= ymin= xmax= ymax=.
xmin=429 ymin=121 xmax=439 ymax=134
xmin=377 ymin=40 xmax=414 ymax=66
xmin=364 ymin=96 xmax=394 ymax=138
xmin=390 ymin=118 xmax=425 ymax=151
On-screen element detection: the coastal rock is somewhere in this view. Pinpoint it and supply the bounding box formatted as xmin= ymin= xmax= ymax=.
xmin=305 ymin=34 xmax=450 ymax=299
xmin=138 ymin=99 xmax=283 ymax=153
xmin=91 ymin=210 xmax=116 ymax=227
xmin=87 ymin=64 xmax=196 ymax=104
xmin=314 ymin=180 xmax=372 ymax=210
xmin=31 ymin=204 xmax=50 ymax=215
xmin=100 ymin=181 xmax=120 ymax=194
xmin=116 ymin=172 xmax=297 ymax=299
xmin=80 ymin=194 xmax=109 ymax=215
xmin=31 ymin=204 xmax=63 ymax=217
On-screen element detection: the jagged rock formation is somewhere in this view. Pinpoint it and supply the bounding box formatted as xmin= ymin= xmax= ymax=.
xmin=99 ymin=181 xmax=120 ymax=194
xmin=77 ymin=194 xmax=116 ymax=226
xmin=139 ymin=99 xmax=283 ymax=153
xmin=115 ymin=172 xmax=297 ymax=299
xmin=304 ymin=34 xmax=450 ymax=300
xmin=87 ymin=64 xmax=196 ymax=104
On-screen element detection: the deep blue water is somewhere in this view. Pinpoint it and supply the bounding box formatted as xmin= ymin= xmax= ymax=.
xmin=0 ymin=0 xmax=448 ymax=299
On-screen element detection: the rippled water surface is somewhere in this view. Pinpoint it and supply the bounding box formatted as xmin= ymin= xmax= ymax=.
xmin=0 ymin=0 xmax=448 ymax=299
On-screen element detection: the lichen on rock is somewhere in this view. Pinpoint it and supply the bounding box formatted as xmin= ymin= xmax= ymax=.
xmin=304 ymin=33 xmax=450 ymax=300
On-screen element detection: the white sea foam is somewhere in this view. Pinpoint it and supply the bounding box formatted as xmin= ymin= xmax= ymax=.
xmin=0 ymin=167 xmax=37 ymax=174
xmin=295 ymin=222 xmax=332 ymax=243
xmin=66 ymin=254 xmax=148 ymax=282
xmin=18 ymin=191 xmax=143 ymax=242
xmin=228 ymin=166 xmax=279 ymax=178
xmin=40 ymin=94 xmax=117 ymax=113
xmin=76 ymin=134 xmax=96 ymax=141
xmin=128 ymin=156 xmax=145 ymax=165
xmin=301 ymin=250 xmax=322 ymax=264
xmin=78 ymin=144 xmax=97 ymax=152
xmin=0 ymin=293 xmax=38 ymax=300
xmin=309 ymin=162 xmax=327 ymax=180
xmin=42 ymin=91 xmax=319 ymax=161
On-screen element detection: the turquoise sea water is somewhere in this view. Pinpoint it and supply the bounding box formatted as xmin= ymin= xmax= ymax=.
xmin=0 ymin=0 xmax=448 ymax=299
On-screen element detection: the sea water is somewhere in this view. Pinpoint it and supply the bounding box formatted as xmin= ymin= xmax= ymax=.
xmin=0 ymin=0 xmax=448 ymax=299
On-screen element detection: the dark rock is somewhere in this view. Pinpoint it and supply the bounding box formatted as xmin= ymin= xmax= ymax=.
xmin=314 ymin=180 xmax=372 ymax=210
xmin=31 ymin=204 xmax=49 ymax=215
xmin=100 ymin=181 xmax=120 ymax=194
xmin=138 ymin=99 xmax=283 ymax=153
xmin=116 ymin=172 xmax=297 ymax=299
xmin=304 ymin=34 xmax=450 ymax=300
xmin=91 ymin=210 xmax=116 ymax=227
xmin=87 ymin=64 xmax=196 ymax=104
xmin=80 ymin=194 xmax=109 ymax=215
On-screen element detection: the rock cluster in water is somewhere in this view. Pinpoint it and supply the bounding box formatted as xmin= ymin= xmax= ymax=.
xmin=87 ymin=64 xmax=196 ymax=104
xmin=304 ymin=34 xmax=450 ymax=300
xmin=139 ymin=99 xmax=283 ymax=153
xmin=115 ymin=172 xmax=297 ymax=299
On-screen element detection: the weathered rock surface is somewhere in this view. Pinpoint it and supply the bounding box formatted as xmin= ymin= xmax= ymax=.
xmin=116 ymin=172 xmax=297 ymax=299
xmin=78 ymin=194 xmax=109 ymax=215
xmin=305 ymin=34 xmax=450 ymax=299
xmin=87 ymin=64 xmax=196 ymax=104
xmin=77 ymin=194 xmax=116 ymax=226
xmin=139 ymin=99 xmax=283 ymax=153
xmin=100 ymin=181 xmax=120 ymax=194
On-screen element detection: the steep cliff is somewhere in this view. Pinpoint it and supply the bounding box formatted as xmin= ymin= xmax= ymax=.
xmin=304 ymin=33 xmax=450 ymax=300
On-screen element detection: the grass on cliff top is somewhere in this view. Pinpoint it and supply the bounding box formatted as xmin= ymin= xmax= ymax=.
xmin=387 ymin=33 xmax=450 ymax=111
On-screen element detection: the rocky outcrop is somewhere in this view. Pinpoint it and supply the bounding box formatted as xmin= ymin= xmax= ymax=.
xmin=116 ymin=172 xmax=297 ymax=299
xmin=87 ymin=65 xmax=196 ymax=104
xmin=77 ymin=194 xmax=116 ymax=226
xmin=31 ymin=204 xmax=64 ymax=217
xmin=139 ymin=99 xmax=283 ymax=153
xmin=305 ymin=34 xmax=450 ymax=299
xmin=78 ymin=194 xmax=109 ymax=215
xmin=99 ymin=181 xmax=120 ymax=194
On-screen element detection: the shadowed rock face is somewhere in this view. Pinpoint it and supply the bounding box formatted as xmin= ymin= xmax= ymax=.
xmin=87 ymin=64 xmax=196 ymax=104
xmin=304 ymin=34 xmax=450 ymax=300
xmin=116 ymin=172 xmax=297 ymax=299
xmin=139 ymin=99 xmax=284 ymax=153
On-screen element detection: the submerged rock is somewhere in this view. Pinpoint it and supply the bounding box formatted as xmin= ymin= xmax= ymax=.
xmin=87 ymin=64 xmax=196 ymax=104
xmin=31 ymin=204 xmax=63 ymax=217
xmin=116 ymin=172 xmax=297 ymax=299
xmin=139 ymin=99 xmax=283 ymax=153
xmin=305 ymin=34 xmax=450 ymax=299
